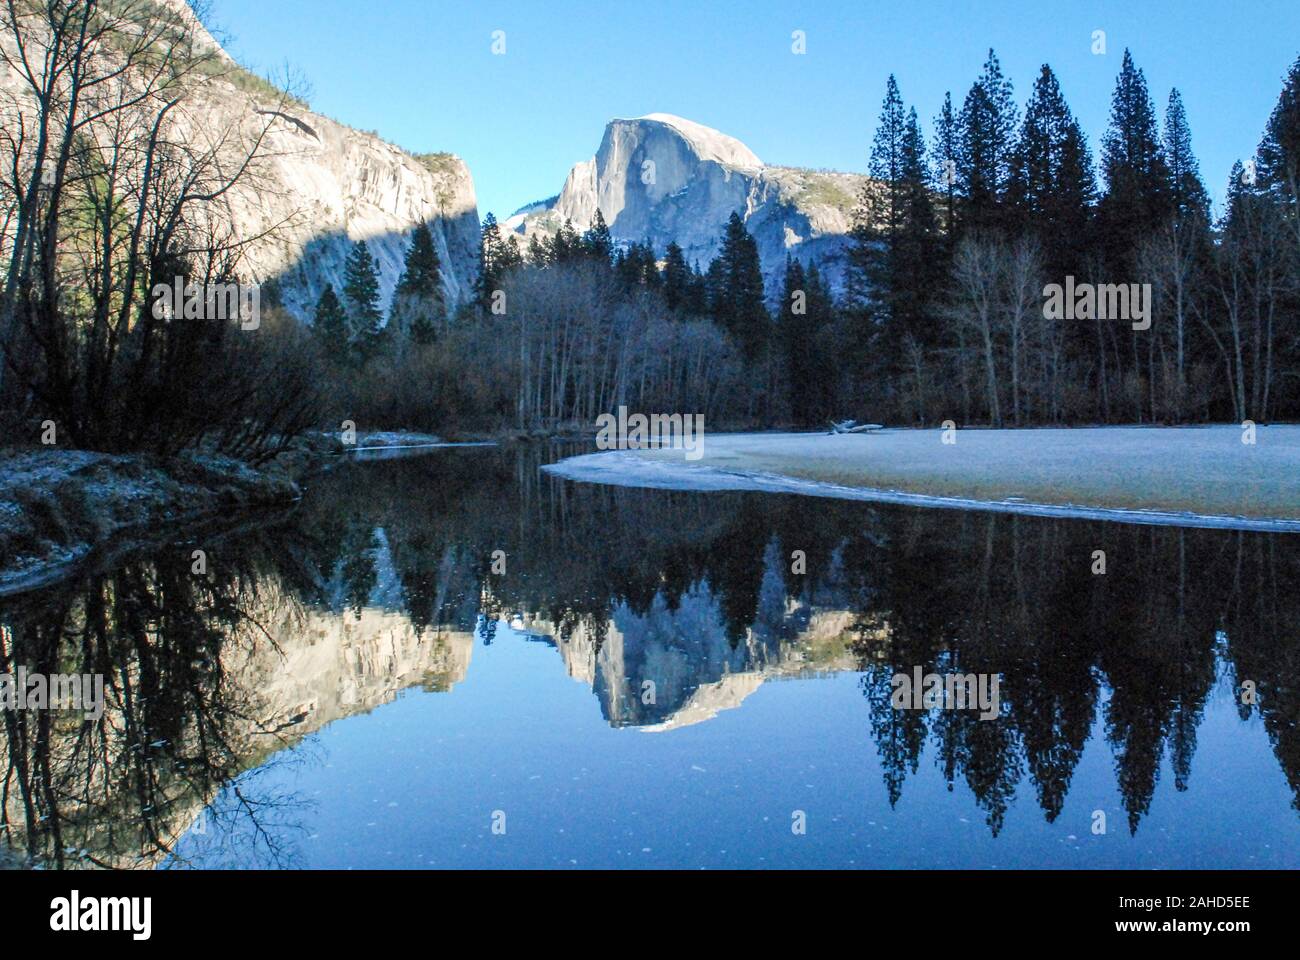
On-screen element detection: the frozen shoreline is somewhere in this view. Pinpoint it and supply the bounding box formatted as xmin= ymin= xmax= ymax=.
xmin=543 ymin=426 xmax=1300 ymax=532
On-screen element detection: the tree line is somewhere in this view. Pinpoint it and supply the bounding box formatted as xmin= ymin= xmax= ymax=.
xmin=5 ymin=4 xmax=1296 ymax=453
xmin=407 ymin=47 xmax=1300 ymax=433
xmin=850 ymin=48 xmax=1300 ymax=427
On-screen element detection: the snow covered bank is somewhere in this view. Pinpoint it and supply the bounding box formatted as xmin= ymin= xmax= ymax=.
xmin=352 ymin=431 xmax=444 ymax=450
xmin=0 ymin=450 xmax=300 ymax=595
xmin=348 ymin=433 xmax=498 ymax=461
xmin=543 ymin=426 xmax=1300 ymax=531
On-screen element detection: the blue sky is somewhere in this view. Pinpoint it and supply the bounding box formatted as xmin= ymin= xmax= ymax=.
xmin=209 ymin=0 xmax=1300 ymax=222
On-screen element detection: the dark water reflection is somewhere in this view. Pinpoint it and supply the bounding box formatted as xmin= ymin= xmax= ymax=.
xmin=1 ymin=444 xmax=1298 ymax=868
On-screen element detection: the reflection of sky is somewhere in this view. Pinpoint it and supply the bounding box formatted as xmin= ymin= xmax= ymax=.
xmin=169 ymin=621 xmax=1300 ymax=870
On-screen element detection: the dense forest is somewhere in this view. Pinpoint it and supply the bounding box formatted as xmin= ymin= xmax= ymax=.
xmin=2 ymin=0 xmax=1297 ymax=452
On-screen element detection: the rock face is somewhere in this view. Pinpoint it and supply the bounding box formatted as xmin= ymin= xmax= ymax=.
xmin=166 ymin=0 xmax=482 ymax=318
xmin=226 ymin=125 xmax=481 ymax=320
xmin=1 ymin=0 xmax=481 ymax=322
xmin=504 ymin=114 xmax=872 ymax=298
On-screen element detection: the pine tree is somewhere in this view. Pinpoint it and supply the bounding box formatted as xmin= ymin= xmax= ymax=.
xmin=342 ymin=239 xmax=383 ymax=358
xmin=870 ymin=75 xmax=908 ymax=231
xmin=1163 ymin=89 xmax=1209 ymax=224
xmin=1098 ymin=50 xmax=1173 ymax=269
xmin=685 ymin=262 xmax=710 ymax=316
xmin=313 ymin=283 xmax=348 ymax=359
xmin=476 ymin=212 xmax=522 ymax=309
xmin=548 ymin=218 xmax=581 ymax=264
xmin=712 ymin=212 xmax=769 ymax=361
xmin=1257 ymin=54 xmax=1300 ymax=238
xmin=958 ymin=49 xmax=1019 ymax=232
xmin=582 ymin=209 xmax=613 ymax=263
xmin=1008 ymin=64 xmax=1096 ymax=276
xmin=392 ymin=222 xmax=445 ymax=345
xmin=663 ymin=242 xmax=690 ymax=310
xmin=476 ymin=212 xmax=501 ymax=307
xmin=704 ymin=256 xmax=727 ymax=322
xmin=852 ymin=80 xmax=938 ymax=343
xmin=805 ymin=262 xmax=838 ymax=422
xmin=894 ymin=108 xmax=941 ymax=340
xmin=931 ymin=91 xmax=960 ymax=238
xmin=640 ymin=241 xmax=663 ymax=290
xmin=779 ymin=258 xmax=817 ymax=425
xmin=849 ymin=76 xmax=908 ymax=323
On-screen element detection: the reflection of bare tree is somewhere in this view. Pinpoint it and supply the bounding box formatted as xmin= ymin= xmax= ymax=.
xmin=164 ymin=747 xmax=321 ymax=870
xmin=1 ymin=500 xmax=481 ymax=868
xmin=0 ymin=532 xmax=322 ymax=868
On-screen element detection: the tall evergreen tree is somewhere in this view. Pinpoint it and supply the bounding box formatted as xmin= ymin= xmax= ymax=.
xmin=804 ymin=262 xmax=838 ymax=423
xmin=931 ymin=91 xmax=960 ymax=238
xmin=1257 ymin=54 xmax=1300 ymax=253
xmin=313 ymin=283 xmax=349 ymax=359
xmin=849 ymin=75 xmax=909 ymax=323
xmin=476 ymin=212 xmax=521 ymax=309
xmin=778 ymin=258 xmax=836 ymax=426
xmin=342 ymin=239 xmax=383 ymax=357
xmin=958 ymin=49 xmax=1019 ymax=232
xmin=548 ymin=218 xmax=581 ymax=264
xmin=1008 ymin=64 xmax=1096 ymax=276
xmin=614 ymin=241 xmax=658 ymax=289
xmin=663 ymin=241 xmax=691 ymax=310
xmin=685 ymin=262 xmax=710 ymax=316
xmin=1098 ymin=50 xmax=1173 ymax=269
xmin=581 ymin=209 xmax=613 ymax=264
xmin=712 ymin=212 xmax=769 ymax=361
xmin=779 ymin=258 xmax=814 ymax=424
xmin=852 ymin=80 xmax=939 ymax=347
xmin=1163 ymin=89 xmax=1209 ymax=224
xmin=870 ymin=75 xmax=908 ymax=231
xmin=704 ymin=256 xmax=727 ymax=321
xmin=391 ymin=222 xmax=445 ymax=345
xmin=894 ymin=108 xmax=941 ymax=340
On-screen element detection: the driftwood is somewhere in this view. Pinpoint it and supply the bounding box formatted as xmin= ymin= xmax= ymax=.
xmin=827 ymin=419 xmax=884 ymax=435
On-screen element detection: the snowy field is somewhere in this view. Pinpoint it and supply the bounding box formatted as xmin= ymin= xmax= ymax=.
xmin=545 ymin=425 xmax=1300 ymax=531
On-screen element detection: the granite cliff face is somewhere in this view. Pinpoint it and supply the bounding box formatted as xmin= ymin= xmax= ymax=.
xmin=165 ymin=0 xmax=481 ymax=317
xmin=0 ymin=0 xmax=480 ymax=321
xmin=504 ymin=114 xmax=872 ymax=297
xmin=196 ymin=123 xmax=477 ymax=317
xmin=224 ymin=124 xmax=481 ymax=320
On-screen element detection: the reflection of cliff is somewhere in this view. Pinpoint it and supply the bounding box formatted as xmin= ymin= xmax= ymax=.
xmin=524 ymin=554 xmax=881 ymax=729
xmin=232 ymin=603 xmax=474 ymax=734
xmin=0 ymin=558 xmax=474 ymax=869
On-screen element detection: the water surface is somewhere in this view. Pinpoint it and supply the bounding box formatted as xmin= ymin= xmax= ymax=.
xmin=1 ymin=444 xmax=1297 ymax=869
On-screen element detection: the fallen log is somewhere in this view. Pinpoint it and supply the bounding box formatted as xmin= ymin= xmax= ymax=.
xmin=828 ymin=419 xmax=884 ymax=435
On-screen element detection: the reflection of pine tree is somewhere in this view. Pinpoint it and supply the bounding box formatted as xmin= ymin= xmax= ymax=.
xmin=702 ymin=498 xmax=772 ymax=646
xmin=1013 ymin=640 xmax=1098 ymax=823
xmin=863 ymin=666 xmax=927 ymax=807
xmin=1222 ymin=533 xmax=1300 ymax=810
xmin=339 ymin=527 xmax=380 ymax=617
